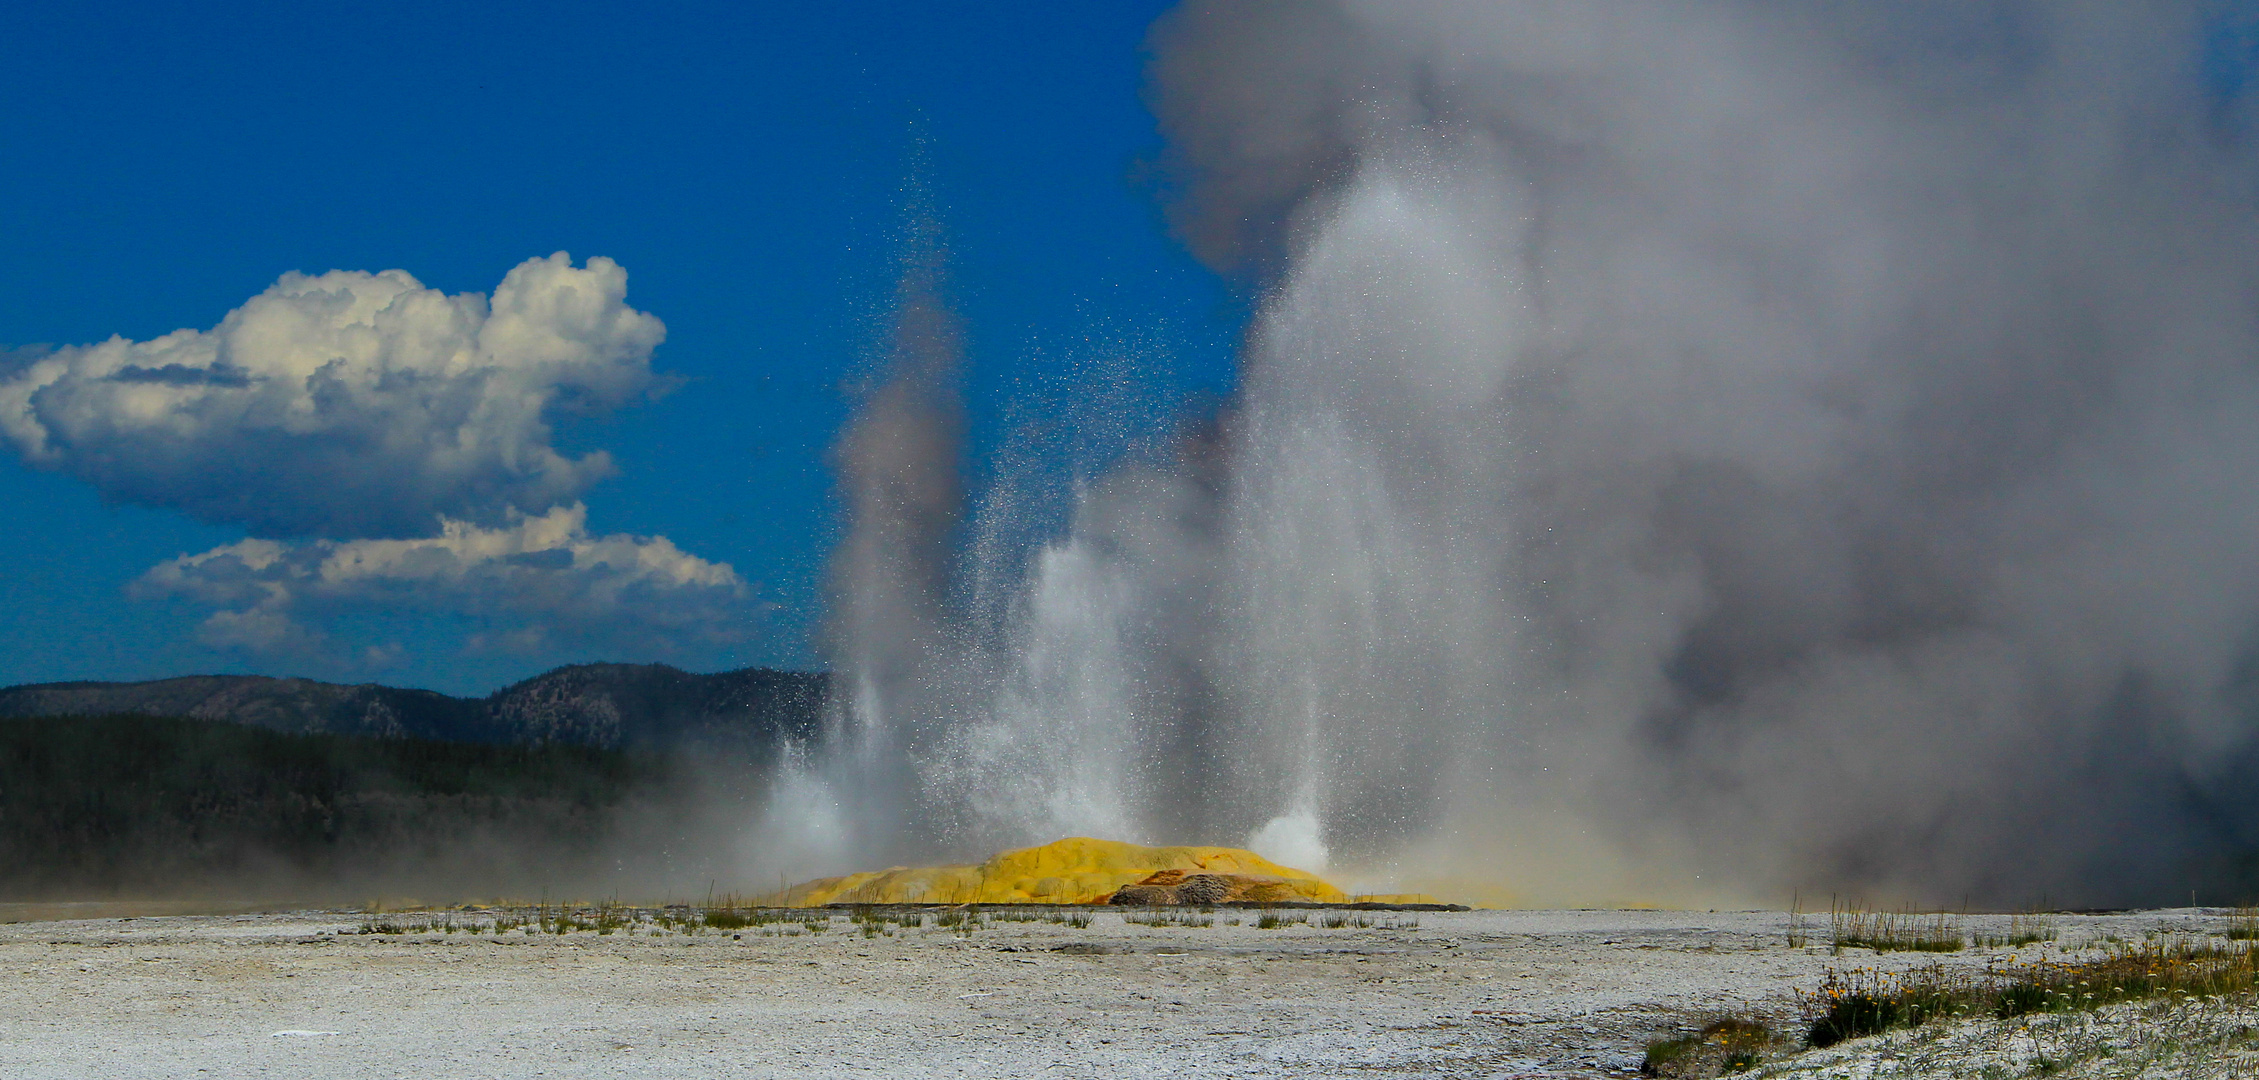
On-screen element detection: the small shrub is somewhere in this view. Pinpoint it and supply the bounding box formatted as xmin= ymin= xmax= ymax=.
xmin=1807 ymin=990 xmax=1906 ymax=1048
xmin=1804 ymin=963 xmax=1983 ymax=1047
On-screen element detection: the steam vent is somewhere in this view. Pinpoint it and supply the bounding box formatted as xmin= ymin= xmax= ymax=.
xmin=776 ymin=836 xmax=1350 ymax=906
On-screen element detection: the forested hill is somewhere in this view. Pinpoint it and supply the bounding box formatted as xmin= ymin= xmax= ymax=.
xmin=0 ymin=663 xmax=826 ymax=751
xmin=0 ymin=714 xmax=671 ymax=898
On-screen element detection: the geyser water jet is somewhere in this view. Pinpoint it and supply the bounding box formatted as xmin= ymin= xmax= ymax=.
xmin=770 ymin=1 xmax=2259 ymax=910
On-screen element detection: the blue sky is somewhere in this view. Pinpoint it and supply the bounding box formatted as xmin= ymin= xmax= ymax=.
xmin=0 ymin=1 xmax=1238 ymax=694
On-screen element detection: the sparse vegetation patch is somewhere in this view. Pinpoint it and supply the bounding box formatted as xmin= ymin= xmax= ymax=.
xmin=1126 ymin=908 xmax=1214 ymax=928
xmin=1802 ymin=938 xmax=2259 ymax=1049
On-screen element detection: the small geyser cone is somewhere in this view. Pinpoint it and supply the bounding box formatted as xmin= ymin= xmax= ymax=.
xmin=774 ymin=836 xmax=1348 ymax=906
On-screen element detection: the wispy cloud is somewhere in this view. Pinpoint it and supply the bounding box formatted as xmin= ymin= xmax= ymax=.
xmin=136 ymin=503 xmax=747 ymax=658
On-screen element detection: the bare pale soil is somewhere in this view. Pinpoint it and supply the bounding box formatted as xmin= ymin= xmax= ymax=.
xmin=0 ymin=906 xmax=2247 ymax=1078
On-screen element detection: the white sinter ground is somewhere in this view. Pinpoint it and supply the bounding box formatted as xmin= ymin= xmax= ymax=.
xmin=1 ymin=906 xmax=2253 ymax=1079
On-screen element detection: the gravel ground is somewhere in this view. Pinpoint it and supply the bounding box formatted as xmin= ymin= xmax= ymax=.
xmin=0 ymin=906 xmax=2234 ymax=1078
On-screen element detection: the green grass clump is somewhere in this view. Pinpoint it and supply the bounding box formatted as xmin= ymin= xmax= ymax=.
xmin=702 ymin=897 xmax=755 ymax=930
xmin=1255 ymin=909 xmax=1307 ymax=929
xmin=1644 ymin=1018 xmax=1773 ymax=1076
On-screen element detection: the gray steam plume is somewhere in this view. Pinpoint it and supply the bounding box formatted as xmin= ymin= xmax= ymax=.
xmin=809 ymin=172 xmax=969 ymax=864
xmin=1128 ymin=0 xmax=2259 ymax=907
xmin=783 ymin=1 xmax=2259 ymax=909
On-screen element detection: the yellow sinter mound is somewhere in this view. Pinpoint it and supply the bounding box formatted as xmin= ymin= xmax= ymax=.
xmin=776 ymin=836 xmax=1349 ymax=906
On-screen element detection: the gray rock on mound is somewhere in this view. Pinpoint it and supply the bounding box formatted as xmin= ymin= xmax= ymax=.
xmin=1106 ymin=873 xmax=1250 ymax=906
xmin=1175 ymin=874 xmax=1232 ymax=904
xmin=1108 ymin=885 xmax=1180 ymax=905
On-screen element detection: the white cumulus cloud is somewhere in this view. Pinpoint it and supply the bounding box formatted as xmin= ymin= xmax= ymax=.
xmin=0 ymin=252 xmax=663 ymax=537
xmin=136 ymin=503 xmax=748 ymax=656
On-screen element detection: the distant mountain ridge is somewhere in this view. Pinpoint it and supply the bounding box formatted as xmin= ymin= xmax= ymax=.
xmin=0 ymin=663 xmax=827 ymax=751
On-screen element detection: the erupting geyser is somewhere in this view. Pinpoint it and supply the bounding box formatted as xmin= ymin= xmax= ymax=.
xmin=765 ymin=1 xmax=2259 ymax=911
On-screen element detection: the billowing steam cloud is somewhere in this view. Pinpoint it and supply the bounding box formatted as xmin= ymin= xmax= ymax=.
xmin=798 ymin=1 xmax=2259 ymax=908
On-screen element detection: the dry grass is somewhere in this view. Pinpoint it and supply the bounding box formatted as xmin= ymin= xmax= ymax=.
xmin=1970 ymin=913 xmax=2056 ymax=950
xmin=1828 ymin=903 xmax=1964 ymax=954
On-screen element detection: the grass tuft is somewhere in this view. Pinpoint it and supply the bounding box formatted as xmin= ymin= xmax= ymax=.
xmin=1126 ymin=909 xmax=1214 ymax=928
xmin=1971 ymin=912 xmax=2057 ymax=950
xmin=1829 ymin=903 xmax=1964 ymax=953
xmin=1643 ymin=1018 xmax=1773 ymax=1077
